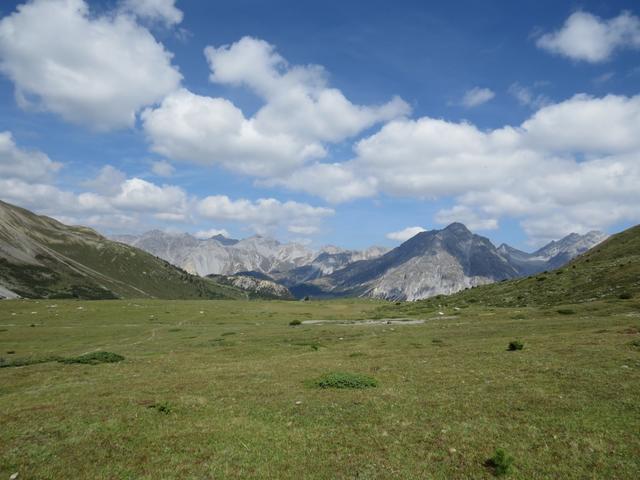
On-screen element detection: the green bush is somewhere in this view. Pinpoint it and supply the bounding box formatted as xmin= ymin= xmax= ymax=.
xmin=0 ymin=355 xmax=63 ymax=368
xmin=309 ymin=372 xmax=378 ymax=389
xmin=289 ymin=319 xmax=302 ymax=326
xmin=557 ymin=309 xmax=576 ymax=315
xmin=149 ymin=401 xmax=173 ymax=414
xmin=61 ymin=351 xmax=124 ymax=365
xmin=486 ymin=448 xmax=514 ymax=476
xmin=618 ymin=292 xmax=633 ymax=300
xmin=508 ymin=341 xmax=524 ymax=351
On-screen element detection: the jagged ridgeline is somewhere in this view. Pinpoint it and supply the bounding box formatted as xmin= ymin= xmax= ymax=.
xmin=398 ymin=224 xmax=640 ymax=309
xmin=0 ymin=200 xmax=247 ymax=300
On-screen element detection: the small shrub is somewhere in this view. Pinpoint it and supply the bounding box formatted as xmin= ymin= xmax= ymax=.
xmin=508 ymin=341 xmax=524 ymax=351
xmin=167 ymin=328 xmax=182 ymax=332
xmin=629 ymin=339 xmax=640 ymax=349
xmin=309 ymin=372 xmax=378 ymax=389
xmin=536 ymin=276 xmax=546 ymax=282
xmin=221 ymin=331 xmax=236 ymax=336
xmin=289 ymin=319 xmax=302 ymax=326
xmin=149 ymin=401 xmax=173 ymax=414
xmin=557 ymin=309 xmax=575 ymax=315
xmin=485 ymin=448 xmax=514 ymax=476
xmin=619 ymin=292 xmax=633 ymax=300
xmin=61 ymin=351 xmax=124 ymax=365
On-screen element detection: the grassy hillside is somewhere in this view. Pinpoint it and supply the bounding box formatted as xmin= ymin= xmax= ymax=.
xmin=1 ymin=298 xmax=639 ymax=478
xmin=0 ymin=201 xmax=243 ymax=300
xmin=379 ymin=224 xmax=639 ymax=317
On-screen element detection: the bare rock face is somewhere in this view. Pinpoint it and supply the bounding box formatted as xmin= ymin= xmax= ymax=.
xmin=113 ymin=231 xmax=316 ymax=277
xmin=291 ymin=224 xmax=607 ymax=301
xmin=207 ymin=273 xmax=293 ymax=300
xmin=497 ymin=231 xmax=608 ymax=275
xmin=112 ymin=231 xmax=389 ymax=281
xmin=0 ymin=284 xmax=19 ymax=299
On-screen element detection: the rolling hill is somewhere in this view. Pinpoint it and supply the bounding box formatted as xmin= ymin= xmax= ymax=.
xmin=0 ymin=200 xmax=245 ymax=300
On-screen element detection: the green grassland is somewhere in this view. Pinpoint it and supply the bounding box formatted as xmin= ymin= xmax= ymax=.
xmin=1 ymin=297 xmax=639 ymax=479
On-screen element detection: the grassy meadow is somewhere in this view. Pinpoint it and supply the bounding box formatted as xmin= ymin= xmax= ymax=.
xmin=1 ymin=297 xmax=639 ymax=479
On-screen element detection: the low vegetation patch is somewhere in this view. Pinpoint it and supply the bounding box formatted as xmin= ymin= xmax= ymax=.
xmin=557 ymin=309 xmax=576 ymax=315
xmin=61 ymin=351 xmax=124 ymax=365
xmin=0 ymin=355 xmax=63 ymax=368
xmin=292 ymin=340 xmax=322 ymax=350
xmin=485 ymin=448 xmax=514 ymax=476
xmin=508 ymin=340 xmax=524 ymax=351
xmin=1 ymin=351 xmax=124 ymax=368
xmin=619 ymin=292 xmax=633 ymax=300
xmin=309 ymin=372 xmax=378 ymax=389
xmin=148 ymin=401 xmax=173 ymax=414
xmin=289 ymin=319 xmax=302 ymax=326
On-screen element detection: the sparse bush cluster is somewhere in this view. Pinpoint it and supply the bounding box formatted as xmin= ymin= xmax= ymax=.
xmin=557 ymin=309 xmax=576 ymax=315
xmin=289 ymin=319 xmax=302 ymax=326
xmin=61 ymin=351 xmax=124 ymax=365
xmin=508 ymin=340 xmax=524 ymax=351
xmin=149 ymin=401 xmax=173 ymax=414
xmin=1 ymin=351 xmax=124 ymax=368
xmin=618 ymin=292 xmax=633 ymax=300
xmin=485 ymin=448 xmax=514 ymax=476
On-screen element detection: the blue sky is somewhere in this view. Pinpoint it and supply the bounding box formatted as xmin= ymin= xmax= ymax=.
xmin=1 ymin=0 xmax=639 ymax=250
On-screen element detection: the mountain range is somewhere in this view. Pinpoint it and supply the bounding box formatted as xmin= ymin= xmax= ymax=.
xmin=387 ymin=223 xmax=640 ymax=310
xmin=113 ymin=223 xmax=607 ymax=301
xmin=0 ymin=199 xmax=607 ymax=301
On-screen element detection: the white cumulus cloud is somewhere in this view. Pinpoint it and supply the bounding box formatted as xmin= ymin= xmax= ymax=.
xmin=142 ymin=37 xmax=408 ymax=177
xmin=0 ymin=0 xmax=182 ymax=130
xmin=318 ymin=93 xmax=640 ymax=243
xmin=0 ymin=131 xmax=61 ymax=182
xmin=537 ymin=11 xmax=640 ymax=63
xmin=197 ymin=195 xmax=334 ymax=234
xmin=142 ymin=88 xmax=324 ymax=177
xmin=460 ymin=87 xmax=495 ymax=107
xmin=121 ymin=0 xmax=183 ymax=26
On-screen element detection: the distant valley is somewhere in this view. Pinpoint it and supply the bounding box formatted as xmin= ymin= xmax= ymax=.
xmin=0 ymin=200 xmax=608 ymax=301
